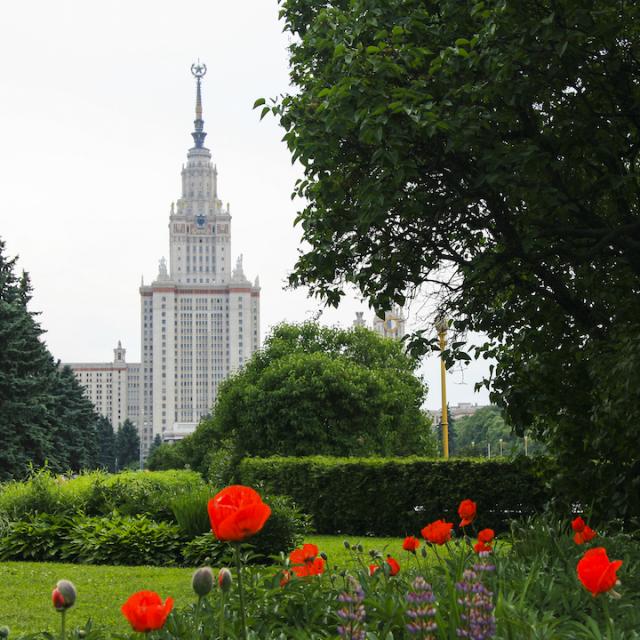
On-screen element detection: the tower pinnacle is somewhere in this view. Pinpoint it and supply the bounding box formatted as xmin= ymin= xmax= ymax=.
xmin=190 ymin=61 xmax=207 ymax=149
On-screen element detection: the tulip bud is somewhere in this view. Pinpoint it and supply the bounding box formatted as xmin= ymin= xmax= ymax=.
xmin=0 ymin=626 xmax=9 ymax=639
xmin=343 ymin=540 xmax=351 ymax=549
xmin=52 ymin=580 xmax=76 ymax=611
xmin=192 ymin=567 xmax=214 ymax=597
xmin=78 ymin=631 xmax=86 ymax=639
xmin=356 ymin=544 xmax=364 ymax=553
xmin=218 ymin=568 xmax=232 ymax=593
xmin=320 ymin=552 xmax=328 ymax=561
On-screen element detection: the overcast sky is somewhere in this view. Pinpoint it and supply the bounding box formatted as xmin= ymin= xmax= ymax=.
xmin=0 ymin=0 xmax=490 ymax=408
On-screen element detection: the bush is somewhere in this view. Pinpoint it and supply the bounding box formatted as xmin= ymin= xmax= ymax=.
xmin=63 ymin=514 xmax=185 ymax=566
xmin=0 ymin=468 xmax=84 ymax=520
xmin=0 ymin=513 xmax=75 ymax=562
xmin=183 ymin=494 xmax=312 ymax=566
xmin=0 ymin=469 xmax=205 ymax=522
xmin=81 ymin=470 xmax=204 ymax=521
xmin=239 ymin=456 xmax=550 ymax=536
xmin=170 ymin=487 xmax=217 ymax=538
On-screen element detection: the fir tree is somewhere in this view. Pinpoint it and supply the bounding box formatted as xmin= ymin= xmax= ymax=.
xmin=96 ymin=415 xmax=116 ymax=472
xmin=116 ymin=419 xmax=140 ymax=470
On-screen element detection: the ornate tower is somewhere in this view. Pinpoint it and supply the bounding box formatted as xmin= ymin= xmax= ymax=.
xmin=138 ymin=63 xmax=261 ymax=453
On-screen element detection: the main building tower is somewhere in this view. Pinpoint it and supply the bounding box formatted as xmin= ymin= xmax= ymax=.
xmin=139 ymin=63 xmax=260 ymax=453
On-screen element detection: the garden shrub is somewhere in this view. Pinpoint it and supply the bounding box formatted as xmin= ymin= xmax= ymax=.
xmin=0 ymin=513 xmax=75 ymax=562
xmin=170 ymin=486 xmax=217 ymax=538
xmin=0 ymin=468 xmax=84 ymax=519
xmin=81 ymin=470 xmax=204 ymax=521
xmin=0 ymin=469 xmax=205 ymax=522
xmin=239 ymin=456 xmax=550 ymax=535
xmin=62 ymin=515 xmax=185 ymax=566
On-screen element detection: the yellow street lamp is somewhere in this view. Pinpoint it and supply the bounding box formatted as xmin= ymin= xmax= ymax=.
xmin=435 ymin=316 xmax=449 ymax=459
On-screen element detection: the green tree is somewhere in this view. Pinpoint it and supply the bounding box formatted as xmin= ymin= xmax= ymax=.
xmin=145 ymin=441 xmax=189 ymax=471
xmin=96 ymin=416 xmax=116 ymax=472
xmin=186 ymin=323 xmax=435 ymax=473
xmin=116 ymin=420 xmax=140 ymax=470
xmin=269 ymin=0 xmax=640 ymax=521
xmin=0 ymin=239 xmax=100 ymax=480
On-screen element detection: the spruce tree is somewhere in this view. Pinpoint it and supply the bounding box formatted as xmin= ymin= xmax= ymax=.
xmin=116 ymin=419 xmax=140 ymax=470
xmin=0 ymin=238 xmax=101 ymax=479
xmin=96 ymin=416 xmax=116 ymax=472
xmin=0 ymin=240 xmax=55 ymax=480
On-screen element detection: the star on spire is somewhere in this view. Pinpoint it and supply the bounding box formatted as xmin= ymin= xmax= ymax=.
xmin=190 ymin=61 xmax=207 ymax=148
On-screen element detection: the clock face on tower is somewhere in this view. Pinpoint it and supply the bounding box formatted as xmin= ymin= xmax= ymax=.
xmin=195 ymin=214 xmax=206 ymax=228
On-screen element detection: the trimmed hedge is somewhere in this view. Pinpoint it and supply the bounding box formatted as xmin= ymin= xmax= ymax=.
xmin=238 ymin=456 xmax=550 ymax=536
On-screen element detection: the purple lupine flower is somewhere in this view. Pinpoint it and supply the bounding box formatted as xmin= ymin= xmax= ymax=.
xmin=337 ymin=577 xmax=366 ymax=640
xmin=406 ymin=576 xmax=438 ymax=639
xmin=456 ymin=568 xmax=496 ymax=639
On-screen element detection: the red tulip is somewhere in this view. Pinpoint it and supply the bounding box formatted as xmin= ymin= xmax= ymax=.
xmin=369 ymin=557 xmax=400 ymax=576
xmin=121 ymin=591 xmax=173 ymax=632
xmin=572 ymin=516 xmax=586 ymax=532
xmin=458 ymin=499 xmax=477 ymax=527
xmin=289 ymin=543 xmax=325 ymax=577
xmin=421 ymin=519 xmax=454 ymax=545
xmin=574 ymin=525 xmax=597 ymax=545
xmin=474 ymin=541 xmax=493 ymax=554
xmin=477 ymin=528 xmax=495 ymax=544
xmin=577 ymin=547 xmax=622 ymax=596
xmin=386 ymin=556 xmax=401 ymax=576
xmin=402 ymin=536 xmax=420 ymax=553
xmin=208 ymin=485 xmax=271 ymax=542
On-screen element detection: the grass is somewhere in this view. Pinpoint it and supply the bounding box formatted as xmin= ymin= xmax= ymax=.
xmin=0 ymin=535 xmax=405 ymax=635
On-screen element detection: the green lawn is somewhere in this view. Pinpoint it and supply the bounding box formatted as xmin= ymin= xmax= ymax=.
xmin=0 ymin=535 xmax=406 ymax=635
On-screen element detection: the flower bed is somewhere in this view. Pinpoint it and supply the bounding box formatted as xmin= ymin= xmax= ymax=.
xmin=4 ymin=486 xmax=637 ymax=640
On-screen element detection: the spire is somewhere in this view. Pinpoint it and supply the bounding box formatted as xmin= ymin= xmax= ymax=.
xmin=190 ymin=61 xmax=208 ymax=149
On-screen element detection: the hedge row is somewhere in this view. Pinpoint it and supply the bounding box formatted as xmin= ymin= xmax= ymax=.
xmin=238 ymin=456 xmax=550 ymax=536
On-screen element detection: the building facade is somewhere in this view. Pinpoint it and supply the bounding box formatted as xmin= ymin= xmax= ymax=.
xmin=66 ymin=341 xmax=140 ymax=431
xmin=353 ymin=306 xmax=407 ymax=341
xmin=65 ymin=63 xmax=260 ymax=455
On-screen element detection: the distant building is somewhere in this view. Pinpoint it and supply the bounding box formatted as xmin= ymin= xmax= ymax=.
xmin=353 ymin=306 xmax=406 ymax=340
xmin=66 ymin=341 xmax=140 ymax=430
xmin=64 ymin=63 xmax=260 ymax=454
xmin=426 ymin=402 xmax=489 ymax=423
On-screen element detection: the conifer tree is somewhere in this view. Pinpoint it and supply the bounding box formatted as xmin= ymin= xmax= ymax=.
xmin=0 ymin=238 xmax=101 ymax=479
xmin=96 ymin=416 xmax=116 ymax=472
xmin=116 ymin=419 xmax=140 ymax=470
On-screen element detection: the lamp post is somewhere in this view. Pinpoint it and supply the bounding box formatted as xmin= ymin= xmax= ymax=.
xmin=435 ymin=316 xmax=449 ymax=459
xmin=499 ymin=438 xmax=504 ymax=456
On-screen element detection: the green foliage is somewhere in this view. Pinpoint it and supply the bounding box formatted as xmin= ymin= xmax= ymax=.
xmin=170 ymin=486 xmax=217 ymax=538
xmin=0 ymin=469 xmax=205 ymax=522
xmin=80 ymin=470 xmax=204 ymax=521
xmin=96 ymin=416 xmax=116 ymax=472
xmin=63 ymin=514 xmax=185 ymax=566
xmin=145 ymin=441 xmax=190 ymax=471
xmin=239 ymin=455 xmax=549 ymax=536
xmin=115 ymin=420 xmax=140 ymax=470
xmin=185 ymin=322 xmax=435 ymax=471
xmin=0 ymin=513 xmax=74 ymax=562
xmin=0 ymin=239 xmax=100 ymax=480
xmin=271 ymin=0 xmax=640 ymax=523
xmin=453 ymin=406 xmax=544 ymax=457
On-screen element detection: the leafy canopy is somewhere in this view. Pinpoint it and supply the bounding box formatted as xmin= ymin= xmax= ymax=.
xmin=182 ymin=322 xmax=435 ymax=473
xmin=269 ymin=0 xmax=640 ymax=521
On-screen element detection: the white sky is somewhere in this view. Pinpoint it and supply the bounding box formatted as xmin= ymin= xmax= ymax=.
xmin=0 ymin=0 xmax=490 ymax=408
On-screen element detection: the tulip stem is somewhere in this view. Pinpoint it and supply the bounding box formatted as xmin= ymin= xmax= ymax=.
xmin=60 ymin=610 xmax=66 ymax=640
xmin=233 ymin=543 xmax=248 ymax=640
xmin=219 ymin=592 xmax=226 ymax=640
